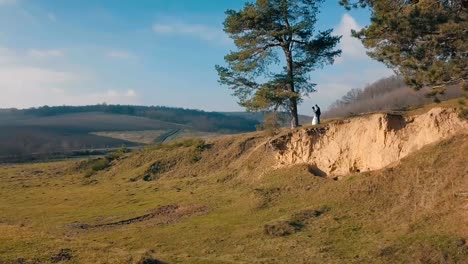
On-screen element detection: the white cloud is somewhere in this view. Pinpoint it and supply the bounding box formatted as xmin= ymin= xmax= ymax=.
xmin=27 ymin=49 xmax=64 ymax=58
xmin=0 ymin=65 xmax=79 ymax=108
xmin=106 ymin=50 xmax=135 ymax=59
xmin=334 ymin=14 xmax=368 ymax=63
xmin=0 ymin=46 xmax=141 ymax=108
xmin=0 ymin=66 xmax=140 ymax=107
xmin=0 ymin=66 xmax=76 ymax=86
xmin=152 ymin=21 xmax=230 ymax=45
xmin=126 ymin=89 xmax=136 ymax=97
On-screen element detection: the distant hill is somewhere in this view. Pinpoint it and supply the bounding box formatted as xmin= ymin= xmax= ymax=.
xmin=0 ymin=105 xmax=259 ymax=162
xmin=8 ymin=105 xmax=259 ymax=133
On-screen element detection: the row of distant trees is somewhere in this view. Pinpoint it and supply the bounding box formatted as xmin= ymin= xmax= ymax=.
xmin=324 ymin=76 xmax=463 ymax=118
xmin=18 ymin=105 xmax=259 ymax=133
xmin=216 ymin=0 xmax=467 ymax=127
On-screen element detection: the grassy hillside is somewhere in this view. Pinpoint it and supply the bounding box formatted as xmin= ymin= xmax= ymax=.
xmin=0 ymin=130 xmax=466 ymax=263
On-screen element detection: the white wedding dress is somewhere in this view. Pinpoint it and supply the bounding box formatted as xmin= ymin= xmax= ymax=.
xmin=312 ymin=113 xmax=318 ymax=125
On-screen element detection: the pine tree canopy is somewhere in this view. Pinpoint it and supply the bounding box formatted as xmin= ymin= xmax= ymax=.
xmin=340 ymin=0 xmax=467 ymax=91
xmin=216 ymin=0 xmax=341 ymax=127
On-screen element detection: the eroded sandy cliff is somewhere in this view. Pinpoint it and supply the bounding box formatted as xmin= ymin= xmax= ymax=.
xmin=270 ymin=108 xmax=467 ymax=177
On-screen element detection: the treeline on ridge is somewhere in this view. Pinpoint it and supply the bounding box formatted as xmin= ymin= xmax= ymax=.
xmin=324 ymin=76 xmax=463 ymax=118
xmin=16 ymin=105 xmax=259 ymax=133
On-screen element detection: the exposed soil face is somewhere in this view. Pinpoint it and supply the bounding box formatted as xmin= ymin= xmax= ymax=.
xmin=270 ymin=108 xmax=468 ymax=177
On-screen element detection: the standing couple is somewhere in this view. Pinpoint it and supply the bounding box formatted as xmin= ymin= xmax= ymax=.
xmin=312 ymin=104 xmax=321 ymax=125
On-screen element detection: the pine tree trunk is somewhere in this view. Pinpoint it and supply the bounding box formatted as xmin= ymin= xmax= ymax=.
xmin=285 ymin=49 xmax=299 ymax=128
xmin=289 ymin=99 xmax=299 ymax=128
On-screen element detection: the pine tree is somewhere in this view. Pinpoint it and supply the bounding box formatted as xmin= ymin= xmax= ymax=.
xmin=216 ymin=0 xmax=341 ymax=128
xmin=339 ymin=0 xmax=468 ymax=93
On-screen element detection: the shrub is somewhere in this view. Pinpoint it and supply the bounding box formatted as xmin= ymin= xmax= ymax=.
xmin=191 ymin=139 xmax=209 ymax=163
xmin=105 ymin=146 xmax=130 ymax=161
xmin=90 ymin=158 xmax=110 ymax=171
xmin=153 ymin=138 xmax=207 ymax=151
xmin=194 ymin=139 xmax=209 ymax=152
xmin=148 ymin=162 xmax=162 ymax=174
xmin=78 ymin=157 xmax=111 ymax=176
xmin=143 ymin=174 xmax=156 ymax=182
xmin=191 ymin=153 xmax=202 ymax=163
xmin=138 ymin=162 xmax=165 ymax=182
xmin=257 ymin=112 xmax=281 ymax=135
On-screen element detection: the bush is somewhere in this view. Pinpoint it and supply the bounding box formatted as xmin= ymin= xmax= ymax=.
xmin=79 ymin=157 xmax=112 ymax=177
xmin=256 ymin=112 xmax=281 ymax=135
xmin=137 ymin=162 xmax=166 ymax=182
xmin=105 ymin=146 xmax=130 ymax=161
xmin=194 ymin=140 xmax=209 ymax=152
xmin=90 ymin=158 xmax=111 ymax=171
xmin=143 ymin=174 xmax=156 ymax=182
xmin=154 ymin=138 xmax=207 ymax=151
xmin=191 ymin=153 xmax=202 ymax=163
xmin=191 ymin=139 xmax=209 ymax=163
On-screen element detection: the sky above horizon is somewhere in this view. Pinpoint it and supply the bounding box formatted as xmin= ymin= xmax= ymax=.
xmin=0 ymin=0 xmax=395 ymax=114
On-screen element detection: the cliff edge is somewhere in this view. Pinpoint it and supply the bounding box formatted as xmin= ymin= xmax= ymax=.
xmin=270 ymin=107 xmax=467 ymax=177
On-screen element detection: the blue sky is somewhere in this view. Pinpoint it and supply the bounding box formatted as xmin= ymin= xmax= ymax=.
xmin=0 ymin=0 xmax=394 ymax=114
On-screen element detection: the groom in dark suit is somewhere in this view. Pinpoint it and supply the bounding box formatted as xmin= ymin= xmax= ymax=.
xmin=315 ymin=104 xmax=321 ymax=124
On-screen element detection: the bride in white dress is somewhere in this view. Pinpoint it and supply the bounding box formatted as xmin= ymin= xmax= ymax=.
xmin=311 ymin=106 xmax=318 ymax=125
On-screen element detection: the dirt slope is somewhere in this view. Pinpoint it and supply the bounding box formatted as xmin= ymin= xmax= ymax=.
xmin=270 ymin=107 xmax=467 ymax=177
